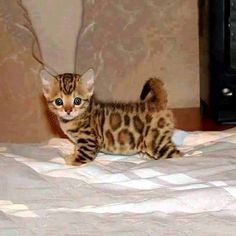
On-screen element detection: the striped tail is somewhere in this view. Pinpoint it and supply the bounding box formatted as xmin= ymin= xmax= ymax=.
xmin=140 ymin=78 xmax=168 ymax=110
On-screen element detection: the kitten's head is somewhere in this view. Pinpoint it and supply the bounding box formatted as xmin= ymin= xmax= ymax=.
xmin=40 ymin=68 xmax=95 ymax=121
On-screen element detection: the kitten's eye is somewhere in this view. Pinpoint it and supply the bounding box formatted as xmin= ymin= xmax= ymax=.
xmin=74 ymin=97 xmax=81 ymax=105
xmin=55 ymin=98 xmax=63 ymax=106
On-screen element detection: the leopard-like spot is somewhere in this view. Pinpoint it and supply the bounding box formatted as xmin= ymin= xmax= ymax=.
xmin=124 ymin=114 xmax=130 ymax=126
xmin=133 ymin=115 xmax=144 ymax=134
xmin=110 ymin=112 xmax=122 ymax=131
xmin=140 ymin=103 xmax=145 ymax=112
xmin=157 ymin=117 xmax=166 ymax=128
xmin=118 ymin=129 xmax=135 ymax=148
xmin=145 ymin=114 xmax=152 ymax=123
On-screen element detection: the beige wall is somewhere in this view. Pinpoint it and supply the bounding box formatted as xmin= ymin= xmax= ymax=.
xmin=0 ymin=0 xmax=199 ymax=143
xmin=77 ymin=0 xmax=199 ymax=108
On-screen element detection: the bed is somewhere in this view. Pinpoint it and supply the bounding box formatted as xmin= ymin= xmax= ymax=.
xmin=0 ymin=129 xmax=236 ymax=235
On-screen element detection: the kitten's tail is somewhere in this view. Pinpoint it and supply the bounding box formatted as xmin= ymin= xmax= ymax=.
xmin=140 ymin=78 xmax=168 ymax=110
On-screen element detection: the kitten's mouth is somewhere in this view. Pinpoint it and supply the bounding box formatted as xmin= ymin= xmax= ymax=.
xmin=61 ymin=115 xmax=76 ymax=120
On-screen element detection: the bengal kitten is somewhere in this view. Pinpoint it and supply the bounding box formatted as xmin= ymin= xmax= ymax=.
xmin=41 ymin=68 xmax=180 ymax=165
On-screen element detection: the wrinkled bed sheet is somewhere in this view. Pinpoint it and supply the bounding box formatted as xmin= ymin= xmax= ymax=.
xmin=0 ymin=129 xmax=236 ymax=235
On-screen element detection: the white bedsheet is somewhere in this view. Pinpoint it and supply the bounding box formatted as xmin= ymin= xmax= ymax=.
xmin=0 ymin=129 xmax=236 ymax=235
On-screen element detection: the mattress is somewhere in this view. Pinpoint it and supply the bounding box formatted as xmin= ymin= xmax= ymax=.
xmin=0 ymin=129 xmax=236 ymax=235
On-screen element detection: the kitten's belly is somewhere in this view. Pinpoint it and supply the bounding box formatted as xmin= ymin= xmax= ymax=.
xmin=100 ymin=146 xmax=139 ymax=155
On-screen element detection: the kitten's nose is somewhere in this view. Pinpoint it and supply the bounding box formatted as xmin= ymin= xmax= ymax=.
xmin=65 ymin=107 xmax=72 ymax=115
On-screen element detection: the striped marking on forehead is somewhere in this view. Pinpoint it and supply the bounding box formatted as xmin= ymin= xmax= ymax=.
xmin=58 ymin=73 xmax=79 ymax=95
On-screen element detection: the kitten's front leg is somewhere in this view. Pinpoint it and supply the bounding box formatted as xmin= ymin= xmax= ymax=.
xmin=65 ymin=152 xmax=81 ymax=166
xmin=65 ymin=138 xmax=98 ymax=166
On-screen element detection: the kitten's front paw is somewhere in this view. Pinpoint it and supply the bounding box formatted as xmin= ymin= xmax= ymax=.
xmin=64 ymin=154 xmax=83 ymax=166
xmin=172 ymin=150 xmax=183 ymax=158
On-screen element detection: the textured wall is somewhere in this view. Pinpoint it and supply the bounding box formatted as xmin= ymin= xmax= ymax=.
xmin=21 ymin=0 xmax=83 ymax=73
xmin=0 ymin=0 xmax=59 ymax=142
xmin=77 ymin=0 xmax=199 ymax=108
xmin=0 ymin=0 xmax=199 ymax=143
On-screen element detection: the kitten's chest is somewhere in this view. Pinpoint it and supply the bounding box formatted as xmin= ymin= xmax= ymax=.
xmin=59 ymin=120 xmax=79 ymax=142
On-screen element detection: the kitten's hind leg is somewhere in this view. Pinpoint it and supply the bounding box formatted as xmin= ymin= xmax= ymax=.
xmin=158 ymin=139 xmax=182 ymax=159
xmin=145 ymin=135 xmax=182 ymax=160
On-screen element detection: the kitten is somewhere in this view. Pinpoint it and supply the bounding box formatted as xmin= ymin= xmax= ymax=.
xmin=41 ymin=68 xmax=180 ymax=165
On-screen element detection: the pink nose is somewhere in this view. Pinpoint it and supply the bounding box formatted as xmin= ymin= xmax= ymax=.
xmin=65 ymin=108 xmax=72 ymax=115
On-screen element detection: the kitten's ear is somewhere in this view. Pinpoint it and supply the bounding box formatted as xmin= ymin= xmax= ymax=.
xmin=80 ymin=68 xmax=95 ymax=96
xmin=40 ymin=69 xmax=55 ymax=98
